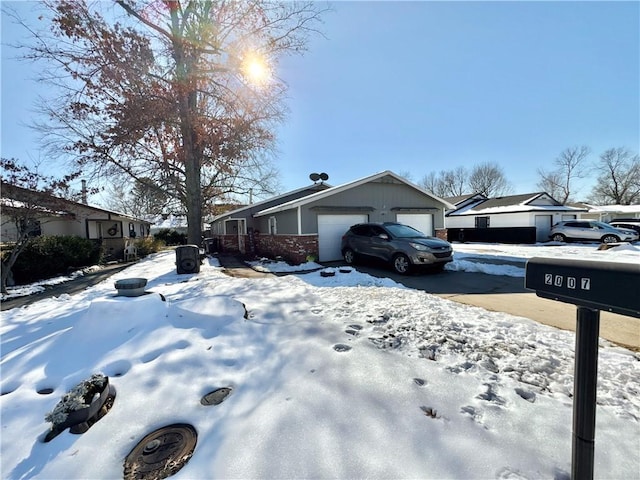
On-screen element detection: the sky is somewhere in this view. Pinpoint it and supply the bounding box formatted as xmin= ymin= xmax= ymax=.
xmin=1 ymin=1 xmax=639 ymax=204
xmin=1 ymin=243 xmax=639 ymax=479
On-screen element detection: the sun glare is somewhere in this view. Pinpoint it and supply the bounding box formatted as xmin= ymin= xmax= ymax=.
xmin=242 ymin=54 xmax=271 ymax=86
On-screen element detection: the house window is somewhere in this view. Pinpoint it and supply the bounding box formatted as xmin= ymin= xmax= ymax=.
xmin=19 ymin=219 xmax=41 ymax=237
xmin=269 ymin=216 xmax=277 ymax=235
xmin=475 ymin=217 xmax=490 ymax=228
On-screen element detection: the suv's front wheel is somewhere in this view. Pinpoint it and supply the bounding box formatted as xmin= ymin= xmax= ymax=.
xmin=392 ymin=253 xmax=412 ymax=275
xmin=343 ymin=248 xmax=356 ymax=265
xmin=601 ymin=234 xmax=619 ymax=244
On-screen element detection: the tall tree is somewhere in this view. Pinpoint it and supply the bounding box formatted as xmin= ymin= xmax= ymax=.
xmin=467 ymin=162 xmax=511 ymax=197
xmin=589 ymin=148 xmax=640 ymax=205
xmin=17 ymin=0 xmax=326 ymax=244
xmin=537 ymin=146 xmax=591 ymax=204
xmin=0 ymin=158 xmax=80 ymax=294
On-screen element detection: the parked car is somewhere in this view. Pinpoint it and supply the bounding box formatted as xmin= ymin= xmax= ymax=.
xmin=609 ymin=218 xmax=640 ymax=236
xmin=549 ymin=220 xmax=639 ymax=243
xmin=341 ymin=222 xmax=453 ymax=274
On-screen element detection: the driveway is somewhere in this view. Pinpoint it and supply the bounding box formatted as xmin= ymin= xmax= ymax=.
xmin=339 ymin=261 xmax=640 ymax=352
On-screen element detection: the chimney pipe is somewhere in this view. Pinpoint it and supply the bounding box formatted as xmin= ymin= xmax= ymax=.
xmin=81 ymin=180 xmax=88 ymax=204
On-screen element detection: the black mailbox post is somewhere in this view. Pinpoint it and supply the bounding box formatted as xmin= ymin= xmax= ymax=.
xmin=525 ymin=257 xmax=640 ymax=480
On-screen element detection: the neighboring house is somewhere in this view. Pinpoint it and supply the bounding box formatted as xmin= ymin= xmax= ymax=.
xmin=445 ymin=192 xmax=586 ymax=243
xmin=571 ymin=203 xmax=640 ymax=223
xmin=444 ymin=193 xmax=487 ymax=213
xmin=1 ymin=183 xmax=151 ymax=261
xmin=210 ymin=171 xmax=454 ymax=263
xmin=146 ymin=213 xmax=189 ymax=236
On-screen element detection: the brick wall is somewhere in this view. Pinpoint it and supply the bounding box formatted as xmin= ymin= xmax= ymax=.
xmin=213 ymin=233 xmax=318 ymax=264
xmin=435 ymin=228 xmax=448 ymax=241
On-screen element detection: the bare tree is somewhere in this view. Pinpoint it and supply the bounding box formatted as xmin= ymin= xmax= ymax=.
xmin=12 ymin=0 xmax=327 ymax=244
xmin=467 ymin=162 xmax=511 ymax=197
xmin=0 ymin=158 xmax=80 ymax=294
xmin=537 ymin=146 xmax=591 ymax=204
xmin=419 ymin=167 xmax=467 ymax=197
xmin=102 ymin=176 xmax=174 ymax=217
xmin=589 ymin=148 xmax=640 ymax=205
xmin=536 ymin=169 xmax=564 ymax=202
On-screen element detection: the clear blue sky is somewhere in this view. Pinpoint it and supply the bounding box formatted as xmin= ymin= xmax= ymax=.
xmin=2 ymin=1 xmax=639 ymax=204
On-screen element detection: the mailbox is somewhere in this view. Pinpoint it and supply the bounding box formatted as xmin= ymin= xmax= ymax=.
xmin=525 ymin=257 xmax=640 ymax=318
xmin=525 ymin=256 xmax=640 ymax=480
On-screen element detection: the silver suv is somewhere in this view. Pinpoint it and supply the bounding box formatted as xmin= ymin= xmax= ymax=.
xmin=549 ymin=220 xmax=639 ymax=243
xmin=341 ymin=222 xmax=453 ymax=274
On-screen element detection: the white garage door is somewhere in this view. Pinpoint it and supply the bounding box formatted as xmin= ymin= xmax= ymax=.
xmin=318 ymin=214 xmax=368 ymax=261
xmin=396 ymin=213 xmax=434 ymax=236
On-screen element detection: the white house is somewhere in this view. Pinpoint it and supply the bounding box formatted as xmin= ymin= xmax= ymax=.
xmin=445 ymin=192 xmax=586 ymax=243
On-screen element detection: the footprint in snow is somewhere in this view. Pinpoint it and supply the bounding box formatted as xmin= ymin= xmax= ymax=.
xmin=413 ymin=378 xmax=426 ymax=386
xmin=333 ymin=344 xmax=352 ymax=352
xmin=477 ymin=383 xmax=506 ymax=406
xmin=495 ymin=466 xmax=531 ymax=479
xmin=460 ymin=405 xmax=485 ymax=427
xmin=101 ymin=359 xmax=132 ymax=378
xmin=345 ymin=326 xmax=361 ymax=336
xmin=515 ymin=387 xmax=536 ymax=403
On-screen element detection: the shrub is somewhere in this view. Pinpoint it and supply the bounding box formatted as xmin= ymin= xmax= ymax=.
xmin=154 ymin=229 xmax=187 ymax=246
xmin=134 ymin=236 xmax=164 ymax=257
xmin=11 ymin=236 xmax=102 ymax=285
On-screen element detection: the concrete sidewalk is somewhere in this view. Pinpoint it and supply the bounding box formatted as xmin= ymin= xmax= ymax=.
xmin=0 ymin=262 xmax=133 ymax=311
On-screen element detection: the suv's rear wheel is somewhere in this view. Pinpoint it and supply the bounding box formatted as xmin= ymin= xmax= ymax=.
xmin=343 ymin=248 xmax=356 ymax=265
xmin=392 ymin=254 xmax=411 ymax=275
xmin=551 ymin=233 xmax=566 ymax=242
xmin=601 ymin=234 xmax=619 ymax=244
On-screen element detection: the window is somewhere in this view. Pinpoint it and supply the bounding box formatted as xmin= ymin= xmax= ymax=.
xmin=475 ymin=217 xmax=490 ymax=228
xmin=19 ymin=219 xmax=41 ymax=237
xmin=268 ymin=216 xmax=277 ymax=235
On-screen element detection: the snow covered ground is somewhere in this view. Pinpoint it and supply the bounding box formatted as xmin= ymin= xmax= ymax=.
xmin=1 ymin=243 xmax=639 ymax=479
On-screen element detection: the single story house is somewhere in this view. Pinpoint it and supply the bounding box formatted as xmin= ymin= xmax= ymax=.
xmin=210 ymin=171 xmax=454 ymax=263
xmin=445 ymin=192 xmax=587 ymax=243
xmin=570 ymin=203 xmax=640 ymax=223
xmin=1 ymin=182 xmax=151 ymax=261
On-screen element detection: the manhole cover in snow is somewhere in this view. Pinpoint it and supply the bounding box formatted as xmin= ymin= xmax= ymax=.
xmin=123 ymin=423 xmax=197 ymax=480
xmin=200 ymin=387 xmax=232 ymax=406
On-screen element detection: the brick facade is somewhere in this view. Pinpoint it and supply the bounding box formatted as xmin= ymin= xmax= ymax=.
xmin=435 ymin=228 xmax=448 ymax=241
xmin=213 ymin=233 xmax=319 ymax=264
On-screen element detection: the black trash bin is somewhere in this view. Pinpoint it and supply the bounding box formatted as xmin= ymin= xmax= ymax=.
xmin=176 ymin=245 xmax=200 ymax=274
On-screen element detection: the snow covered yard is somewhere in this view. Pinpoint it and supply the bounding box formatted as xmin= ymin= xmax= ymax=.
xmin=1 ymin=244 xmax=639 ymax=479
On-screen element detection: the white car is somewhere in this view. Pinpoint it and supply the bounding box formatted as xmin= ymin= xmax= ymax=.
xmin=550 ymin=220 xmax=639 ymax=243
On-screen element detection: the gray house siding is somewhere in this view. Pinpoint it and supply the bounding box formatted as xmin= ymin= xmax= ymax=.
xmin=210 ymin=184 xmax=329 ymax=234
xmin=291 ymin=181 xmax=444 ymax=233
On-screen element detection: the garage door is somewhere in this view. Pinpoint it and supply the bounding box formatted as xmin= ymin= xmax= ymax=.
xmin=318 ymin=214 xmax=368 ymax=261
xmin=396 ymin=213 xmax=434 ymax=236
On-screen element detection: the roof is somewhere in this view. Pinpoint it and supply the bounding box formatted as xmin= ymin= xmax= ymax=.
xmin=580 ymin=204 xmax=640 ymax=215
xmin=210 ymin=183 xmax=331 ymax=222
xmin=1 ymin=182 xmax=151 ymax=224
xmin=443 ymin=193 xmax=485 ymax=206
xmin=255 ymin=171 xmax=456 ymax=217
xmin=447 ymin=192 xmax=587 ymax=216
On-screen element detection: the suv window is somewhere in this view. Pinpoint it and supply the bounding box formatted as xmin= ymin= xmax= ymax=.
xmin=370 ymin=225 xmax=386 ymax=236
xmin=350 ymin=225 xmax=371 ymax=236
xmin=565 ymin=221 xmax=584 ymax=228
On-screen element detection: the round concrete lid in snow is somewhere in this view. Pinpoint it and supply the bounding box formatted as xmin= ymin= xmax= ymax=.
xmin=123 ymin=423 xmax=197 ymax=480
xmin=115 ymin=278 xmax=148 ymax=297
